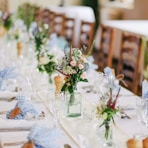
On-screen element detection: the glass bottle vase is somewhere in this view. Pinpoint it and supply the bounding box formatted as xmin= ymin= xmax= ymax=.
xmin=103 ymin=122 xmax=115 ymax=148
xmin=65 ymin=91 xmax=82 ymax=117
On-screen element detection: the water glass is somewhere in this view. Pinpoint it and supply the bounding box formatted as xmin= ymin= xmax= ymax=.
xmin=134 ymin=97 xmax=146 ymax=139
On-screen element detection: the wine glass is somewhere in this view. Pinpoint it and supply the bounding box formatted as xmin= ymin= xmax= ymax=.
xmin=16 ymin=74 xmax=33 ymax=99
xmin=141 ymin=98 xmax=148 ymax=136
xmin=134 ymin=97 xmax=146 ymax=139
xmin=48 ymin=90 xmax=64 ymax=127
xmin=92 ymin=71 xmax=105 ymax=93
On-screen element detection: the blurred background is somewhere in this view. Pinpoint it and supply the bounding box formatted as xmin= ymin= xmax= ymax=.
xmin=1 ymin=0 xmax=148 ymax=22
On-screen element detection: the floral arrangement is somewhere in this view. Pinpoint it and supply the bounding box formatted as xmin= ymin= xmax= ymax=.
xmin=6 ymin=18 xmax=28 ymax=41
xmin=17 ymin=3 xmax=38 ymax=30
xmin=38 ymin=52 xmax=57 ymax=83
xmin=32 ymin=24 xmax=49 ymax=60
xmin=57 ymin=47 xmax=89 ymax=94
xmin=96 ymin=68 xmax=121 ymax=140
xmin=0 ymin=11 xmax=12 ymax=30
xmin=97 ymin=87 xmax=120 ymax=140
xmin=32 ymin=24 xmax=58 ymax=83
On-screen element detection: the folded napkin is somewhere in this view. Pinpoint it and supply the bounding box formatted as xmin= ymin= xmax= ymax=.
xmin=22 ymin=124 xmax=63 ymax=148
xmin=142 ymin=79 xmax=148 ymax=98
xmin=6 ymin=95 xmax=39 ymax=120
xmin=0 ymin=66 xmax=17 ymax=91
xmin=104 ymin=67 xmax=119 ymax=90
xmin=48 ymin=33 xmax=69 ymax=50
xmin=86 ymin=56 xmax=98 ymax=71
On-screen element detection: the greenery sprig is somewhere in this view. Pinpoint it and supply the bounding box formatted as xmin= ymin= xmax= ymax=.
xmin=97 ymin=87 xmax=120 ymax=140
xmin=33 ymin=24 xmax=49 ymax=60
xmin=57 ymin=47 xmax=89 ymax=94
xmin=17 ymin=3 xmax=38 ymax=30
xmin=0 ymin=11 xmax=13 ymax=30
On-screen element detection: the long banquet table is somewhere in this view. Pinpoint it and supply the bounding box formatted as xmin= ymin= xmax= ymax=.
xmin=0 ymin=77 xmax=143 ymax=147
xmin=101 ymin=20 xmax=148 ymax=37
xmin=0 ymin=35 xmax=145 ymax=148
xmin=95 ymin=20 xmax=148 ymax=59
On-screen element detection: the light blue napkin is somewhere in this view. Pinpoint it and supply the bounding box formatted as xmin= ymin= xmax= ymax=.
xmin=29 ymin=22 xmax=37 ymax=33
xmin=142 ymin=79 xmax=148 ymax=98
xmin=104 ymin=67 xmax=119 ymax=90
xmin=48 ymin=33 xmax=69 ymax=50
xmin=27 ymin=124 xmax=63 ymax=148
xmin=86 ymin=56 xmax=98 ymax=71
xmin=6 ymin=95 xmax=39 ymax=120
xmin=0 ymin=66 xmax=17 ymax=91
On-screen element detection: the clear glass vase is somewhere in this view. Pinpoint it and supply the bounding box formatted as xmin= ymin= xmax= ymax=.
xmin=65 ymin=91 xmax=82 ymax=117
xmin=103 ymin=122 xmax=116 ymax=148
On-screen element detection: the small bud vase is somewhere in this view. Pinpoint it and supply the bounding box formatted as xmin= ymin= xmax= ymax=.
xmin=17 ymin=42 xmax=23 ymax=57
xmin=65 ymin=91 xmax=82 ymax=117
xmin=103 ymin=122 xmax=116 ymax=148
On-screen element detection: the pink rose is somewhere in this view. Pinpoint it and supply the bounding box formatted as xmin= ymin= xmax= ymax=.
xmin=70 ymin=60 xmax=76 ymax=67
xmin=78 ymin=64 xmax=84 ymax=69
xmin=81 ymin=72 xmax=87 ymax=79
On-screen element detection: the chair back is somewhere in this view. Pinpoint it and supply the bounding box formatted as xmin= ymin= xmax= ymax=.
xmin=41 ymin=8 xmax=50 ymax=24
xmin=78 ymin=20 xmax=95 ymax=53
xmin=51 ymin=13 xmax=65 ymax=37
xmin=117 ymin=32 xmax=143 ymax=94
xmin=34 ymin=7 xmax=42 ymax=23
xmin=63 ymin=17 xmax=75 ymax=46
xmin=98 ymin=25 xmax=115 ymax=72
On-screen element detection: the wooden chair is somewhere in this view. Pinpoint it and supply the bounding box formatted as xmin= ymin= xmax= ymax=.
xmin=78 ymin=20 xmax=95 ymax=53
xmin=97 ymin=25 xmax=115 ymax=72
xmin=117 ymin=32 xmax=143 ymax=94
xmin=41 ymin=8 xmax=50 ymax=24
xmin=51 ymin=12 xmax=65 ymax=37
xmin=34 ymin=7 xmax=42 ymax=24
xmin=63 ymin=17 xmax=75 ymax=46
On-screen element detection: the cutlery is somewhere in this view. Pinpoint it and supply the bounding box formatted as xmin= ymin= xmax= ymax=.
xmin=3 ymin=141 xmax=26 ymax=146
xmin=0 ymin=127 xmax=31 ymax=132
xmin=0 ymin=111 xmax=7 ymax=115
xmin=120 ymin=111 xmax=131 ymax=119
xmin=8 ymin=96 xmax=16 ymax=102
xmin=0 ymin=137 xmax=26 ymax=147
xmin=64 ymin=144 xmax=72 ymax=148
xmin=0 ymin=96 xmax=16 ymax=102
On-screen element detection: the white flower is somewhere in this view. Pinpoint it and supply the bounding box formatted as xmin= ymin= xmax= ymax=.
xmin=63 ymin=66 xmax=76 ymax=74
xmin=38 ymin=26 xmax=42 ymax=32
xmin=72 ymin=48 xmax=82 ymax=61
xmin=38 ymin=55 xmax=49 ymax=65
xmin=43 ymin=24 xmax=49 ymax=29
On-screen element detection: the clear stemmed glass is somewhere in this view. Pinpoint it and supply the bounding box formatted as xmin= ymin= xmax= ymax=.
xmin=134 ymin=97 xmax=146 ymax=139
xmin=141 ymin=98 xmax=148 ymax=136
xmin=16 ymin=74 xmax=33 ymax=99
xmin=48 ymin=90 xmax=64 ymax=127
xmin=91 ymin=71 xmax=104 ymax=93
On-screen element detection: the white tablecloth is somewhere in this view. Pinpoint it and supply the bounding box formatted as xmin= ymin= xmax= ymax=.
xmin=0 ymin=35 xmax=144 ymax=148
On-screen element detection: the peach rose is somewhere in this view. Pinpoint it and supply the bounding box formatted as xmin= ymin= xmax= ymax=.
xmin=70 ymin=60 xmax=76 ymax=67
xmin=78 ymin=64 xmax=84 ymax=70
